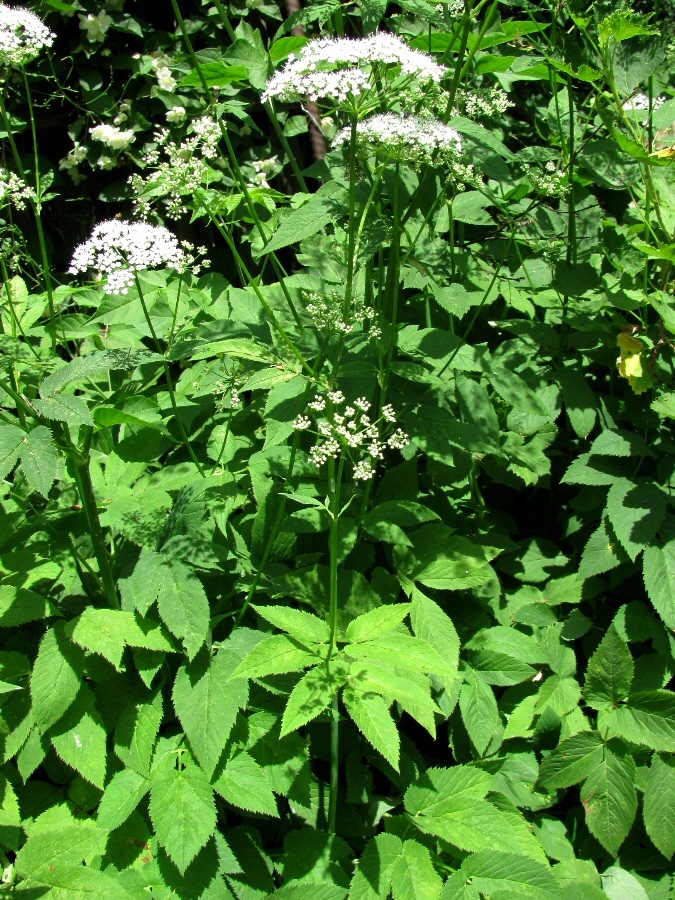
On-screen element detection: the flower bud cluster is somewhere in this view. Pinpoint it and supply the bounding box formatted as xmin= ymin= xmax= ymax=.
xmin=262 ymin=33 xmax=445 ymax=106
xmin=0 ymin=169 xmax=36 ymax=211
xmin=69 ymin=220 xmax=207 ymax=295
xmin=0 ymin=4 xmax=55 ymax=67
xmin=293 ymin=392 xmax=409 ymax=481
xmin=461 ymin=87 xmax=512 ymax=118
xmin=303 ymin=289 xmax=370 ymax=335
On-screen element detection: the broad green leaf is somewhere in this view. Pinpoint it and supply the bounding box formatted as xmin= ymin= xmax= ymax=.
xmin=344 ymin=688 xmax=399 ymax=771
xmin=0 ymin=773 xmax=21 ymax=851
xmin=21 ymin=425 xmax=58 ymax=497
xmin=156 ymin=558 xmax=210 ymax=660
xmin=258 ymin=182 xmax=346 ymax=255
xmin=605 ymin=479 xmax=666 ymax=561
xmin=15 ymin=819 xmax=107 ymax=882
xmin=39 ymin=348 xmax=163 ymax=396
xmin=345 ymin=604 xmax=411 ymax=643
xmin=173 ymin=648 xmax=248 ymax=778
xmin=469 ymin=648 xmax=536 ymax=685
xmin=0 ymin=424 xmax=24 ymax=480
xmin=31 ymin=625 xmax=84 ymax=733
xmin=0 ymin=585 xmax=53 ymax=627
xmin=579 ymin=518 xmax=630 ymax=579
xmin=405 ymin=766 xmax=491 ymax=817
xmin=149 ymin=754 xmax=217 ymax=874
xmin=97 ymin=768 xmax=150 ymax=832
xmin=230 ymin=634 xmax=319 ymax=681
xmin=538 ymin=731 xmax=605 ymax=790
xmin=33 ymin=394 xmax=93 ymax=427
xmin=114 ymin=688 xmax=163 ymax=777
xmin=364 ymin=501 xmax=439 ymax=529
xmin=459 ymin=670 xmax=499 ymax=756
xmin=346 ymin=633 xmax=455 ymax=677
xmin=584 ymin=627 xmax=633 ymax=710
xmin=66 ymin=608 xmax=172 ymax=670
xmin=391 ymin=840 xmax=442 ymax=900
xmin=559 ymin=368 xmax=597 ymax=439
xmin=603 ymin=691 xmax=675 ymax=751
xmin=459 ymin=851 xmax=563 ymax=899
xmin=580 ymin=747 xmax=636 ymax=856
xmin=601 ymin=866 xmax=650 ymax=900
xmin=348 ymin=661 xmax=439 ymax=729
xmin=253 ymin=604 xmax=330 ymax=644
xmin=213 ymin=750 xmax=278 ymax=817
xmin=349 ymin=832 xmax=402 ymax=900
xmin=409 ymin=588 xmax=459 ymax=691
xmin=281 ymin=665 xmax=335 ymax=737
xmin=50 ymin=688 xmax=107 ymax=789
xmin=448 ymin=116 xmax=514 ymax=160
xmin=398 ymin=526 xmax=493 ymax=591
xmin=643 ymin=543 xmax=675 ymax=630
xmin=642 ymin=752 xmax=675 ymax=859
xmin=118 ymin=547 xmax=163 ymax=615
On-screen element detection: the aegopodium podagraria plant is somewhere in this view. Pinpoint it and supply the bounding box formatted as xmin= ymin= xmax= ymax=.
xmin=0 ymin=3 xmax=54 ymax=68
xmin=0 ymin=168 xmax=36 ymax=211
xmin=294 ymin=393 xmax=409 ymax=482
xmin=262 ymin=33 xmax=445 ymax=108
xmin=68 ymin=220 xmax=205 ymax=294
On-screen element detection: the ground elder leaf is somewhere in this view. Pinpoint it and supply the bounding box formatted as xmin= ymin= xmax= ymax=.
xmin=345 ymin=603 xmax=411 ymax=643
xmin=230 ymin=634 xmax=320 ymax=681
xmin=21 ymin=425 xmax=58 ymax=497
xmin=253 ymin=604 xmax=330 ymax=644
xmin=391 ymin=840 xmax=442 ymax=900
xmin=50 ymin=688 xmax=107 ymax=789
xmin=213 ymin=750 xmax=278 ymax=816
xmin=459 ymin=670 xmax=500 ymax=756
xmin=584 ymin=626 xmax=633 ymax=710
xmin=538 ymin=731 xmax=605 ymax=790
xmin=580 ymin=748 xmax=636 ymax=856
xmin=603 ymin=690 xmax=675 ymax=751
xmin=642 ymin=543 xmax=675 ymax=630
xmin=156 ymin=557 xmax=210 ymax=660
xmin=114 ymin=688 xmax=163 ymax=777
xmin=459 ymin=850 xmax=564 ymax=899
xmin=31 ymin=625 xmax=84 ymax=734
xmin=349 ymin=832 xmax=403 ymax=900
xmin=281 ymin=665 xmax=335 ymax=737
xmin=642 ymin=752 xmax=675 ymax=858
xmin=343 ymin=689 xmax=399 ymax=771
xmin=97 ymin=768 xmax=150 ymax=832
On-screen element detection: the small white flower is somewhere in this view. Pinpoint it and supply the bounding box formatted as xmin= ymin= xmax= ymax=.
xmin=293 ymin=414 xmax=312 ymax=430
xmin=0 ymin=4 xmax=55 ymax=67
xmin=381 ymin=403 xmax=396 ymax=422
xmin=353 ymin=459 xmax=376 ymax=481
xmin=328 ymin=390 xmax=345 ymax=404
xmin=387 ymin=428 xmax=409 ymax=450
xmin=308 ymin=396 xmax=326 ymax=411
xmin=90 ymin=123 xmax=136 ymax=151
xmin=0 ymin=168 xmax=36 ymax=211
xmin=355 ymin=397 xmax=371 ymax=412
xmin=333 ymin=113 xmax=462 ymax=168
xmin=166 ymin=106 xmax=186 ymax=124
xmin=156 ymin=66 xmax=177 ymax=92
xmin=79 ymin=10 xmax=113 ymax=42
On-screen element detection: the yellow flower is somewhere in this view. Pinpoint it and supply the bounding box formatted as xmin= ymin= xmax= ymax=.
xmin=617 ymin=332 xmax=654 ymax=394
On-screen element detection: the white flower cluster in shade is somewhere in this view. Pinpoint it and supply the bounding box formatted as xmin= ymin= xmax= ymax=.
xmin=59 ymin=142 xmax=88 ymax=184
xmin=262 ymin=33 xmax=445 ymax=105
xmin=69 ymin=220 xmax=190 ymax=295
xmin=334 ymin=113 xmax=462 ymax=168
xmin=461 ymin=87 xmax=512 ymax=118
xmin=79 ymin=10 xmax=113 ymax=42
xmin=0 ymin=4 xmax=54 ymax=67
xmin=623 ymin=93 xmax=665 ymax=112
xmin=90 ymin=123 xmax=136 ymax=151
xmin=522 ymin=160 xmax=568 ymax=198
xmin=293 ymin=392 xmax=409 ymax=481
xmin=130 ymin=117 xmax=221 ymax=219
xmin=0 ymin=168 xmax=36 ymax=210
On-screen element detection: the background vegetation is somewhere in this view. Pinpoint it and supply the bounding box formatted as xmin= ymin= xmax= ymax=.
xmin=0 ymin=0 xmax=674 ymax=896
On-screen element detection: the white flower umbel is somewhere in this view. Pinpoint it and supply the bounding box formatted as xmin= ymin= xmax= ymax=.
xmin=0 ymin=168 xmax=36 ymax=210
xmin=69 ymin=220 xmax=189 ymax=295
xmin=262 ymin=33 xmax=445 ymax=106
xmin=523 ymin=160 xmax=568 ymax=198
xmin=623 ymin=92 xmax=665 ymax=113
xmin=461 ymin=87 xmax=512 ymax=118
xmin=334 ymin=113 xmax=462 ymax=167
xmin=0 ymin=4 xmax=55 ymax=67
xmin=294 ymin=392 xmax=409 ymax=482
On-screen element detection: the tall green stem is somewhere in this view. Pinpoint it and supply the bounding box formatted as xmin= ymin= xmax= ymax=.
xmin=133 ymin=275 xmax=205 ymax=475
xmin=326 ymin=455 xmax=344 ymax=834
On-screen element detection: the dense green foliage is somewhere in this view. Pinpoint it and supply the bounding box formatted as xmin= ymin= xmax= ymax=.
xmin=1 ymin=0 xmax=674 ymax=896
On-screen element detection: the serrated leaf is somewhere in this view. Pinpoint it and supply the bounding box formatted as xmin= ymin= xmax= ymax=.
xmin=643 ymin=752 xmax=675 ymax=859
xmin=405 ymin=766 xmax=492 ymax=817
xmin=579 ymin=517 xmax=630 ymax=579
xmin=344 ymin=688 xmax=399 ymax=771
xmin=536 ymin=675 xmax=581 ymax=717
xmin=173 ymin=648 xmax=248 ymax=778
xmin=0 ymin=584 xmax=53 ymax=627
xmin=213 ymin=750 xmax=278 ymax=816
xmin=21 ymin=425 xmax=58 ymax=496
xmin=605 ymin=479 xmax=666 ymax=561
xmin=538 ymin=731 xmax=605 ymax=790
xmin=119 ymin=547 xmax=163 ymax=616
xmin=15 ymin=819 xmax=107 ymax=881
xmin=349 ymin=661 xmax=439 ymax=731
xmin=50 ymin=688 xmax=107 ymax=789
xmin=345 ymin=604 xmax=411 ymax=643
xmin=258 ymin=182 xmax=346 ymax=256
xmin=349 ymin=832 xmax=403 ymax=900
xmin=31 ymin=625 xmax=84 ymax=733
xmin=33 ymin=394 xmax=94 ymax=427
xmin=345 ymin=633 xmax=455 ymax=676
xmin=230 ymin=634 xmax=319 ymax=681
xmin=409 ymin=588 xmax=459 ymax=692
xmin=114 ymin=688 xmax=163 ymax=777
xmin=253 ymin=604 xmax=330 ymax=644
xmin=459 ymin=670 xmax=499 ymax=756
xmin=643 ymin=543 xmax=675 ymax=630
xmin=580 ymin=747 xmax=636 ymax=855
xmin=459 ymin=851 xmax=564 ymax=899
xmin=0 ymin=773 xmax=21 ymax=851
xmin=603 ymin=691 xmax=675 ymax=751
xmin=584 ymin=627 xmax=633 ymax=711
xmin=149 ymin=755 xmax=217 ymax=874
xmin=601 ymin=866 xmax=650 ymax=900
xmin=0 ymin=424 xmax=25 ymax=480
xmin=66 ymin=608 xmax=169 ymax=670
xmin=97 ymin=768 xmax=150 ymax=832
xmin=281 ymin=665 xmax=335 ymax=737
xmin=391 ymin=840 xmax=442 ymax=900
xmin=156 ymin=558 xmax=210 ymax=660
